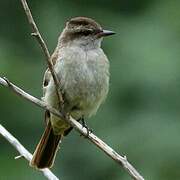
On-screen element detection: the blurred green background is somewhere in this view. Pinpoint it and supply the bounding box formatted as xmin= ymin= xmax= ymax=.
xmin=1 ymin=0 xmax=180 ymax=179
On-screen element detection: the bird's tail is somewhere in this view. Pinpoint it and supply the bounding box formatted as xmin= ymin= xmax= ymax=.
xmin=30 ymin=120 xmax=62 ymax=169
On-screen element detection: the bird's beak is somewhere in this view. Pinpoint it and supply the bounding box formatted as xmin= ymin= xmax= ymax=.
xmin=98 ymin=30 xmax=115 ymax=37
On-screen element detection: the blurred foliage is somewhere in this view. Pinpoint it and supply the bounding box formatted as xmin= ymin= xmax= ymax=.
xmin=1 ymin=0 xmax=180 ymax=179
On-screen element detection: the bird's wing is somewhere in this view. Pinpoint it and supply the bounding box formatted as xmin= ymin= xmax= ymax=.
xmin=42 ymin=50 xmax=59 ymax=96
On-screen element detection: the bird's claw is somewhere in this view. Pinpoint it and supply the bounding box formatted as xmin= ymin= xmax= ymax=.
xmin=79 ymin=117 xmax=93 ymax=137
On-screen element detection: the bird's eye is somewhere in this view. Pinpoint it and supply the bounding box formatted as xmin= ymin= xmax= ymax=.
xmin=81 ymin=29 xmax=93 ymax=36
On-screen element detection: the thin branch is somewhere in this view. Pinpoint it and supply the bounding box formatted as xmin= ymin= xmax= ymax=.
xmin=20 ymin=0 xmax=63 ymax=108
xmin=0 ymin=124 xmax=59 ymax=180
xmin=20 ymin=0 xmax=50 ymax=60
xmin=0 ymin=77 xmax=144 ymax=180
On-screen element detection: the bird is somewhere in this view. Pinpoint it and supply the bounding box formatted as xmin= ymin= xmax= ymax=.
xmin=30 ymin=16 xmax=115 ymax=169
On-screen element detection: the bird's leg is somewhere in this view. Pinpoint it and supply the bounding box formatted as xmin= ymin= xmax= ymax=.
xmin=79 ymin=117 xmax=93 ymax=137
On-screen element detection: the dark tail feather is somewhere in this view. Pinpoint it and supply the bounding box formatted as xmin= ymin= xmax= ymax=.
xmin=30 ymin=121 xmax=62 ymax=169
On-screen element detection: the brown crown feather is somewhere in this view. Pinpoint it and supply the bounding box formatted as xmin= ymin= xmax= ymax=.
xmin=67 ymin=17 xmax=102 ymax=30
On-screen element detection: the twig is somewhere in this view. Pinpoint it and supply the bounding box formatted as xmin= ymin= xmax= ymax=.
xmin=20 ymin=0 xmax=50 ymax=60
xmin=20 ymin=0 xmax=63 ymax=108
xmin=0 ymin=124 xmax=59 ymax=180
xmin=14 ymin=155 xmax=24 ymax=159
xmin=0 ymin=77 xmax=144 ymax=180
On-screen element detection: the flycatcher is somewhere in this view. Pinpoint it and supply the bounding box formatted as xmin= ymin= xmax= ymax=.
xmin=30 ymin=17 xmax=115 ymax=169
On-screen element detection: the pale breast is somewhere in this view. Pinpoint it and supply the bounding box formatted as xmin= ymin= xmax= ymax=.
xmin=58 ymin=47 xmax=109 ymax=118
xmin=46 ymin=46 xmax=109 ymax=119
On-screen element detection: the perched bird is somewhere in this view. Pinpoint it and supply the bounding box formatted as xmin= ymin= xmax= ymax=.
xmin=30 ymin=17 xmax=115 ymax=169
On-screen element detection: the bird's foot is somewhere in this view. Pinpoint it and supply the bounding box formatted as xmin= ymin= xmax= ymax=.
xmin=79 ymin=117 xmax=93 ymax=137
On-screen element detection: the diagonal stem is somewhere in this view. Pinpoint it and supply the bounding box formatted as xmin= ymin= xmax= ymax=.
xmin=20 ymin=0 xmax=63 ymax=108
